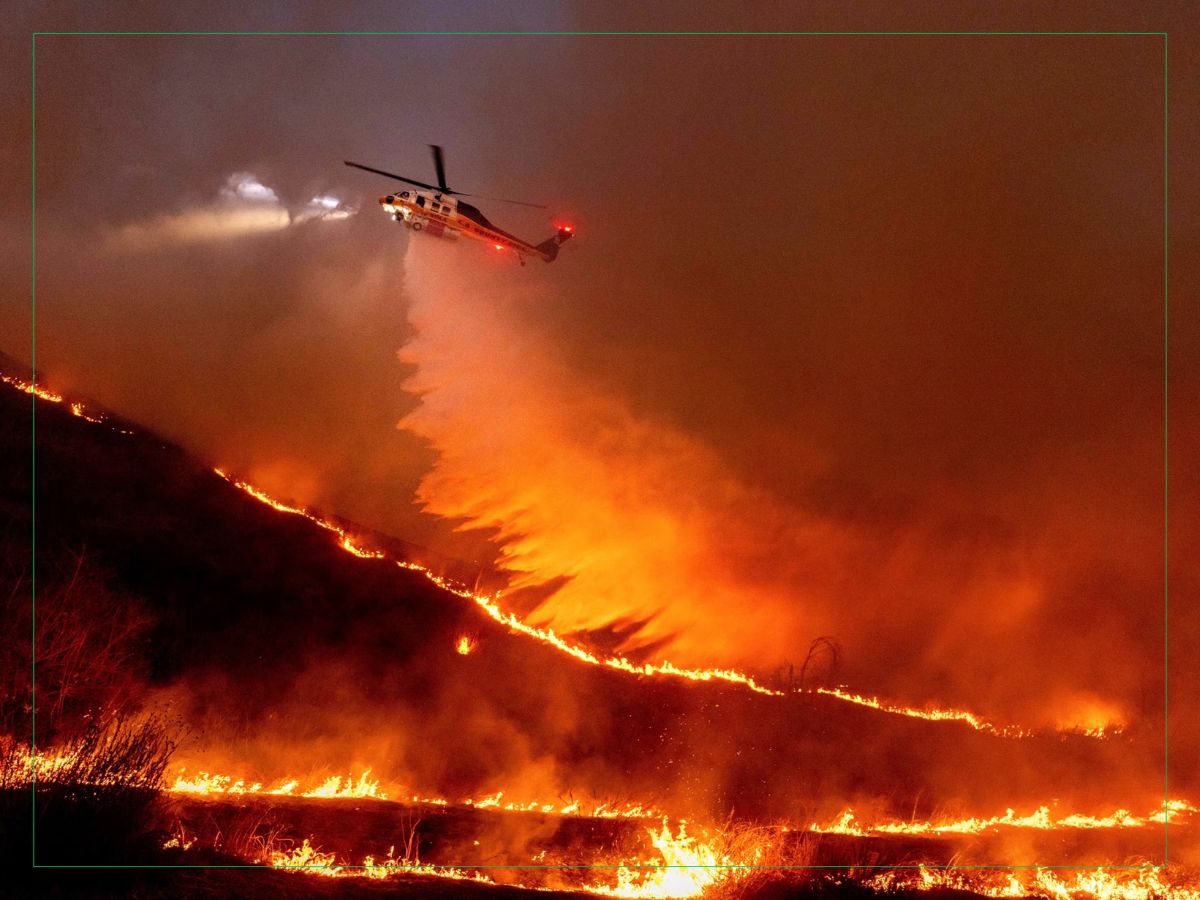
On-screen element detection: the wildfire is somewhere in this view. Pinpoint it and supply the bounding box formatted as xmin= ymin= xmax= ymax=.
xmin=811 ymin=800 xmax=1195 ymax=837
xmin=813 ymin=686 xmax=1035 ymax=737
xmin=0 ymin=370 xmax=1123 ymax=742
xmin=462 ymin=790 xmax=662 ymax=819
xmin=169 ymin=765 xmax=663 ymax=820
xmin=69 ymin=401 xmax=105 ymax=423
xmin=170 ymin=768 xmax=382 ymax=799
xmin=589 ymin=819 xmax=746 ymax=899
xmin=212 ymin=469 xmax=786 ymax=697
xmin=159 ymin=762 xmax=1200 ymax=841
xmin=265 ymin=819 xmax=743 ymax=899
xmin=301 ymin=770 xmax=384 ymax=799
xmin=6 ymin=743 xmax=79 ymax=781
xmin=269 ymin=839 xmax=495 ymax=884
xmin=3 ymin=371 xmax=115 ymax=427
xmin=7 ymin=368 xmax=1188 ymax=900
xmin=204 ymin=470 xmax=1127 ymax=740
xmin=2 ymin=372 xmax=64 ymax=403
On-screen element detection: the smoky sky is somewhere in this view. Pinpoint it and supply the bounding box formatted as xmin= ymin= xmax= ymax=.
xmin=3 ymin=3 xmax=1198 ymax=757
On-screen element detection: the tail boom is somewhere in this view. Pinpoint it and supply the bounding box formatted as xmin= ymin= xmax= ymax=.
xmin=534 ymin=226 xmax=574 ymax=262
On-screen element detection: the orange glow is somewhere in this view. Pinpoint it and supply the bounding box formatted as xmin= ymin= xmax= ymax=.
xmin=25 ymin=739 xmax=1198 ymax=899
xmin=455 ymin=634 xmax=475 ymax=655
xmin=813 ymin=686 xmax=1031 ymax=737
xmin=169 ymin=769 xmax=374 ymax=798
xmin=588 ymin=819 xmax=745 ymax=898
xmin=2 ymin=373 xmax=65 ymax=404
xmin=208 ymin=469 xmax=1129 ymax=737
xmin=213 ymin=469 xmax=786 ymax=698
xmin=301 ymin=770 xmax=384 ymax=799
xmin=0 ymin=374 xmax=1128 ymax=740
xmin=2 ymin=373 xmax=108 ymax=423
xmin=811 ymin=800 xmax=1195 ymax=837
xmin=265 ymin=819 xmax=743 ymax=898
xmin=1052 ymin=694 xmax=1128 ymax=736
xmin=168 ymin=764 xmax=663 ymax=820
xmin=166 ymin=759 xmax=1194 ymax=844
xmin=269 ymin=839 xmax=497 ymax=884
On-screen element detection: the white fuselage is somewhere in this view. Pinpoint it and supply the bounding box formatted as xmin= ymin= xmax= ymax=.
xmin=379 ymin=190 xmax=537 ymax=257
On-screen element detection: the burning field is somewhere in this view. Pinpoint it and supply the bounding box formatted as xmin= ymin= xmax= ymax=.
xmin=6 ymin=20 xmax=1190 ymax=898
xmin=1 ymin=325 xmax=1193 ymax=897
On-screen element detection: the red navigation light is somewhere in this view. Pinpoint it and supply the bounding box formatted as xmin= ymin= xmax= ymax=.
xmin=558 ymin=224 xmax=574 ymax=233
xmin=494 ymin=244 xmax=504 ymax=250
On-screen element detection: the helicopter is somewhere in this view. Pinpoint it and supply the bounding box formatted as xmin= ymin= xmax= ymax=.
xmin=344 ymin=146 xmax=573 ymax=265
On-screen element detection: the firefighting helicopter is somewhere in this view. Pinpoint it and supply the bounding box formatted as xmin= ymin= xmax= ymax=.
xmin=344 ymin=146 xmax=573 ymax=265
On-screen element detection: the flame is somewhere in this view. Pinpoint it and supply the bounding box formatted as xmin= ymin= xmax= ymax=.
xmin=813 ymin=686 xmax=1031 ymax=737
xmin=212 ymin=469 xmax=1119 ymax=739
xmin=6 ymin=743 xmax=78 ymax=780
xmin=3 ymin=373 xmax=106 ymax=423
xmin=811 ymin=800 xmax=1195 ymax=837
xmin=88 ymin=752 xmax=1200 ymax=843
xmin=0 ymin=373 xmax=1121 ymax=741
xmin=26 ymin=738 xmax=1195 ymax=900
xmin=461 ymin=790 xmax=661 ymax=819
xmin=265 ymin=820 xmax=743 ymax=898
xmin=1052 ymin=694 xmax=1129 ymax=736
xmin=170 ymin=768 xmax=382 ymax=800
xmin=2 ymin=373 xmax=65 ymax=404
xmin=6 ymin=366 xmax=1184 ymax=900
xmin=300 ymin=770 xmax=383 ymax=799
xmin=213 ymin=469 xmax=784 ymax=698
xmin=70 ymin=401 xmax=105 ymax=423
xmin=589 ymin=819 xmax=746 ymax=899
xmin=170 ymin=771 xmax=265 ymax=795
xmin=168 ymin=764 xmax=663 ymax=820
xmin=271 ymin=839 xmax=488 ymax=883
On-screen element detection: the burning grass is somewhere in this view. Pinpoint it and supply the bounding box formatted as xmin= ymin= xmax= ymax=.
xmin=2 ymin=369 xmax=1191 ymax=899
xmin=1 ymin=716 xmax=176 ymax=865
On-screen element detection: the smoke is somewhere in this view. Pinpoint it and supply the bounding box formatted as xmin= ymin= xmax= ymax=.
xmin=395 ymin=237 xmax=1177 ymax=742
xmin=399 ymin=240 xmax=859 ymax=667
xmin=107 ymin=172 xmax=354 ymax=251
xmin=6 ymin=19 xmax=1189 ymax=777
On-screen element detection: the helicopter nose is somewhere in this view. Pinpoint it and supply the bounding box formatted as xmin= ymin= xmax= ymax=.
xmin=381 ymin=195 xmax=395 ymax=205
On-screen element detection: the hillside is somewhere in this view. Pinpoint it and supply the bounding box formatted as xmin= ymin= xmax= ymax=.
xmin=0 ymin=357 xmax=1176 ymax=895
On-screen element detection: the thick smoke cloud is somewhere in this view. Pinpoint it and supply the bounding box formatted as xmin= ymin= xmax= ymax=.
xmin=3 ymin=5 xmax=1197 ymax=785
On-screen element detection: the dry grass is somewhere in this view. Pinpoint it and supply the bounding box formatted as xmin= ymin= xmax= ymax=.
xmin=1 ymin=546 xmax=152 ymax=744
xmin=712 ymin=825 xmax=821 ymax=898
xmin=1 ymin=715 xmax=176 ymax=865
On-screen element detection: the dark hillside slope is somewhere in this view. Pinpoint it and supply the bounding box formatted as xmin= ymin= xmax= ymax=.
xmin=0 ymin=369 xmax=1157 ymax=831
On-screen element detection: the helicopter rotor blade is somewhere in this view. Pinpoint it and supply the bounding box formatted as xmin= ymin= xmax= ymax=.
xmin=430 ymin=144 xmax=450 ymax=193
xmin=343 ymin=160 xmax=447 ymax=194
xmin=457 ymin=193 xmax=548 ymax=210
xmin=346 ymin=159 xmax=543 ymax=207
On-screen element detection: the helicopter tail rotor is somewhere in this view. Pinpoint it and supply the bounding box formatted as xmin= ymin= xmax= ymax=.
xmin=534 ymin=225 xmax=574 ymax=263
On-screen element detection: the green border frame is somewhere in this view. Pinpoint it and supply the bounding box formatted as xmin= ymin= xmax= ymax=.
xmin=28 ymin=30 xmax=1171 ymax=883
